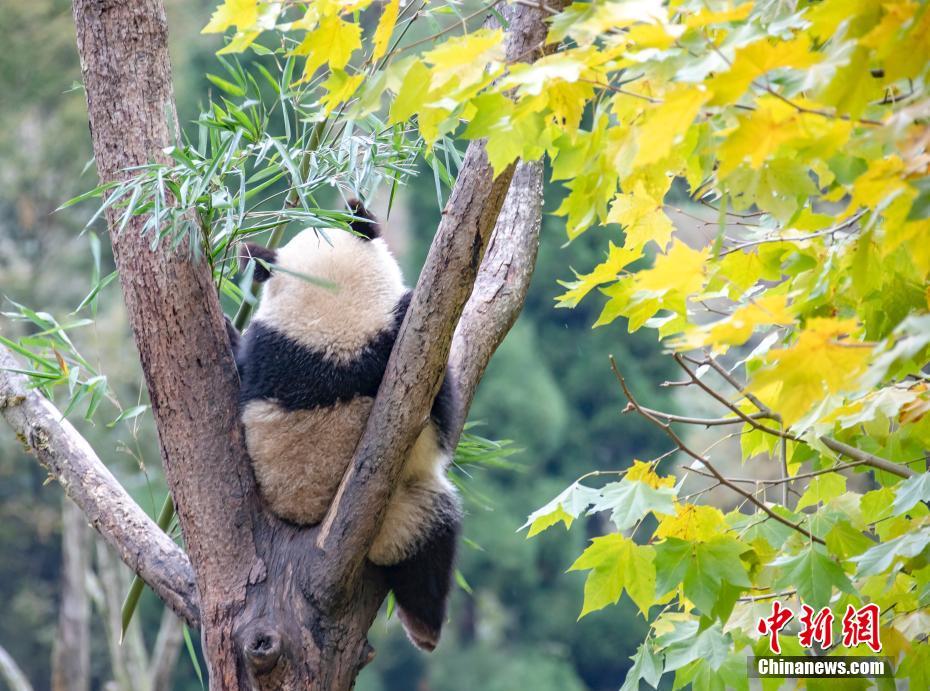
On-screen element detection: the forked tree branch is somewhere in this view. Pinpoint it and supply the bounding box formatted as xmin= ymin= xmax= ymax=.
xmin=17 ymin=0 xmax=571 ymax=686
xmin=317 ymin=0 xmax=565 ymax=594
xmin=0 ymin=344 xmax=199 ymax=626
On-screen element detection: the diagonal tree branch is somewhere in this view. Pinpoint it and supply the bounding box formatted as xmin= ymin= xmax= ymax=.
xmin=0 ymin=344 xmax=199 ymax=626
xmin=0 ymin=643 xmax=34 ymax=691
xmin=316 ymin=0 xmax=564 ymax=595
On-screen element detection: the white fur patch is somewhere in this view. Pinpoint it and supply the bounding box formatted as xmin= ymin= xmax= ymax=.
xmin=368 ymin=466 xmax=457 ymax=565
xmin=243 ymin=397 xmax=374 ymax=525
xmin=253 ymin=229 xmax=406 ymax=360
xmin=245 ymin=227 xmax=457 ymax=564
xmin=244 ymin=395 xmax=455 ymax=564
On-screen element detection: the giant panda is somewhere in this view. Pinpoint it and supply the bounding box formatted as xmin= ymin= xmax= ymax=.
xmin=225 ymin=200 xmax=461 ymax=651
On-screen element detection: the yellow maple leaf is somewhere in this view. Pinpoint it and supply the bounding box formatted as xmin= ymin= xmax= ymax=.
xmin=847 ymin=156 xmax=914 ymax=218
xmin=423 ymin=29 xmax=505 ymax=89
xmin=633 ymin=87 xmax=710 ymax=169
xmin=679 ymin=294 xmax=795 ymax=351
xmin=655 ymin=503 xmax=727 ymax=542
xmin=319 ymin=70 xmax=364 ymax=115
xmin=203 ymin=0 xmax=259 ymax=34
xmin=527 ymin=505 xmax=574 ymax=538
xmin=203 ymin=0 xmax=281 ymax=53
xmin=625 ymin=459 xmax=675 ymax=489
xmin=295 ymin=14 xmax=362 ymax=81
xmin=684 ymin=3 xmax=753 ymax=28
xmin=634 ymin=240 xmax=707 ymax=296
xmin=707 ymin=36 xmax=821 ymax=105
xmin=607 ymin=183 xmax=675 ymax=252
xmin=371 ymin=0 xmax=399 ymax=62
xmin=749 ymin=318 xmax=872 ymax=426
xmin=717 ymin=98 xmax=803 ymax=176
xmin=556 ymin=242 xmax=641 ymax=308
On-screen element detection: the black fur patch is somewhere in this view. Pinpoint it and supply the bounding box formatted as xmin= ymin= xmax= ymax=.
xmin=381 ymin=493 xmax=460 ymax=650
xmin=347 ymin=198 xmax=381 ymax=240
xmin=239 ymin=242 xmax=277 ymax=283
xmin=237 ymin=318 xmax=398 ymax=410
xmin=431 ymin=374 xmax=458 ymax=452
xmin=238 ymin=291 xmax=458 ymax=431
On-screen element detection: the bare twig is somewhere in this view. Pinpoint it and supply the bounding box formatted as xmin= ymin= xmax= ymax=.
xmin=0 ymin=644 xmax=33 ymax=691
xmin=718 ymin=210 xmax=867 ymax=256
xmin=609 ymin=356 xmax=824 ymax=544
xmin=738 ymin=589 xmax=797 ymax=603
xmin=450 ymin=160 xmax=545 ymax=437
xmin=692 ymin=354 xmax=916 ymax=479
xmin=628 ymin=404 xmax=768 ymax=427
xmin=820 ymin=436 xmax=917 ymax=479
xmin=673 ymin=354 xmax=797 ymax=441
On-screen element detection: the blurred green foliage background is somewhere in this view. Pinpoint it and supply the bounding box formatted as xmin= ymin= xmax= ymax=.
xmin=0 ymin=1 xmax=676 ymax=688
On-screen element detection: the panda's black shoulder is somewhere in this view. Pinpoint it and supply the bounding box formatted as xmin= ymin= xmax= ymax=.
xmin=237 ymin=319 xmax=394 ymax=410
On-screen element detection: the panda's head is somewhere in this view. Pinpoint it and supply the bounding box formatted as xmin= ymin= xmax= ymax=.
xmin=241 ymin=200 xmax=406 ymax=358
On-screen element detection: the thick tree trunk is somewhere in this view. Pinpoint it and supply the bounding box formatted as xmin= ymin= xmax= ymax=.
xmin=64 ymin=1 xmax=561 ymax=688
xmin=72 ymin=0 xmax=257 ymax=685
xmin=52 ymin=498 xmax=91 ymax=691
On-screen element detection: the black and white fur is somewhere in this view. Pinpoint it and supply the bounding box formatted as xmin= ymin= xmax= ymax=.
xmin=226 ymin=201 xmax=460 ymax=651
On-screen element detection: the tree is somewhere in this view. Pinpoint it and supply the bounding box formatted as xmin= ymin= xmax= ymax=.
xmin=1 ymin=0 xmax=564 ymax=689
xmin=2 ymin=0 xmax=928 ymax=689
xmin=201 ymin=0 xmax=928 ymax=687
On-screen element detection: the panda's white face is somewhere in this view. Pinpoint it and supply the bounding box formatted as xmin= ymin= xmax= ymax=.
xmin=252 ymin=228 xmax=406 ymax=360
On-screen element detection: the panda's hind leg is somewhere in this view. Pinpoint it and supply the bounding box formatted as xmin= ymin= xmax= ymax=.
xmin=380 ymin=490 xmax=460 ymax=651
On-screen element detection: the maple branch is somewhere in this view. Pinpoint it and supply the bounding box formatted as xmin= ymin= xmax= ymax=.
xmin=610 ymin=355 xmax=825 ymax=545
xmin=819 ymin=436 xmax=917 ymax=479
xmin=628 ymin=404 xmax=769 ymax=427
xmin=718 ymin=210 xmax=867 ymax=256
xmin=692 ymin=354 xmax=917 ymax=479
xmin=0 ymin=344 xmax=199 ymax=627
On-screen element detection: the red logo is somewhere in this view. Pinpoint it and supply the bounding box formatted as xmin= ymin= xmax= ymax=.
xmin=756 ymin=602 xmax=882 ymax=654
xmin=757 ymin=601 xmax=794 ymax=654
xmin=842 ymin=603 xmax=881 ymax=653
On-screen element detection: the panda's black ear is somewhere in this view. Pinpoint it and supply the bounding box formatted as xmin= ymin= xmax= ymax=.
xmin=347 ymin=198 xmax=381 ymax=240
xmin=239 ymin=242 xmax=277 ymax=283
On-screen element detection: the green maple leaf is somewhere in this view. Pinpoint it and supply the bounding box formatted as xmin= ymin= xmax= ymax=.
xmin=773 ymin=545 xmax=855 ymax=608
xmin=591 ymin=478 xmax=678 ymax=531
xmin=893 ymin=472 xmax=930 ymax=516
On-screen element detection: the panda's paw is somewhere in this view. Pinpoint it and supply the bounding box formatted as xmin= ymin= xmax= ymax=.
xmin=397 ymin=608 xmax=440 ymax=652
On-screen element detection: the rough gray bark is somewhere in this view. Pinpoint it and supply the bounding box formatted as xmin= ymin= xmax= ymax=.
xmin=0 ymin=1 xmax=566 ymax=689
xmin=317 ymin=0 xmax=563 ymax=598
xmin=52 ymin=498 xmax=91 ymax=691
xmin=449 ymin=160 xmax=545 ymax=438
xmin=0 ymin=345 xmax=198 ymax=626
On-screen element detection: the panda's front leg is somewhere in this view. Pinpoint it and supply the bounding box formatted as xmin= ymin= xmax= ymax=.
xmin=369 ymin=478 xmax=461 ymax=651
